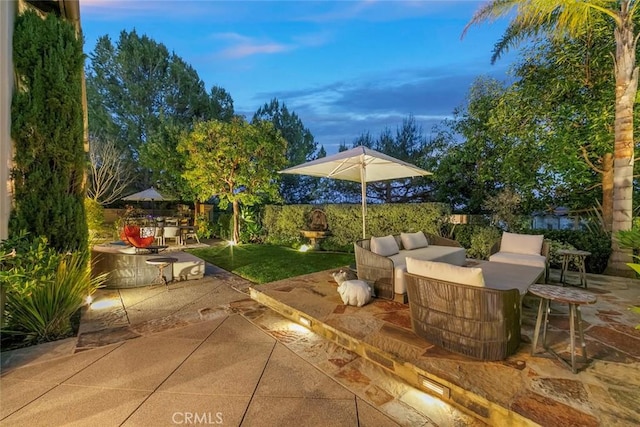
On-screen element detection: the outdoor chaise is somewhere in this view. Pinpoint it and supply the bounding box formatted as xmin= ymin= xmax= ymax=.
xmin=354 ymin=232 xmax=466 ymax=301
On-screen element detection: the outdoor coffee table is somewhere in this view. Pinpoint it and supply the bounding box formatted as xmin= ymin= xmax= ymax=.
xmin=558 ymin=249 xmax=591 ymax=288
xmin=146 ymin=257 xmax=178 ymax=290
xmin=529 ymin=284 xmax=597 ymax=373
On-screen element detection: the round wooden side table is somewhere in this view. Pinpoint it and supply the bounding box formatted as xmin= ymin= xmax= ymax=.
xmin=528 ymin=284 xmax=597 ymax=373
xmin=557 ymin=249 xmax=591 ymax=288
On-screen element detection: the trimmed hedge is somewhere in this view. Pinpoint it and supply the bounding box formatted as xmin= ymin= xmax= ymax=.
xmin=263 ymin=203 xmax=450 ymax=251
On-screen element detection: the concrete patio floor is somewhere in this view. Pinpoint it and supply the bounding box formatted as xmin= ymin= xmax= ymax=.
xmin=0 ymin=263 xmax=476 ymax=426
xmin=1 ymin=257 xmax=639 ymax=426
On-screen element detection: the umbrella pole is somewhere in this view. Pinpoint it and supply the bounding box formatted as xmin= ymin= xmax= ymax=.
xmin=361 ymin=165 xmax=366 ymax=239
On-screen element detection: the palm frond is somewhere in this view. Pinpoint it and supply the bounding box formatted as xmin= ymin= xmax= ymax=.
xmin=462 ymin=0 xmax=519 ymax=39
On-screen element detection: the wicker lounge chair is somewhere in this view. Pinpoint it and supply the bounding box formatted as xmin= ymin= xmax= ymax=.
xmin=489 ymin=232 xmax=550 ymax=283
xmin=405 ymin=271 xmax=522 ymax=361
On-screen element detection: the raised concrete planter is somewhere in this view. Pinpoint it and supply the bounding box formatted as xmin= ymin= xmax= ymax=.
xmin=91 ymin=244 xmax=205 ymax=289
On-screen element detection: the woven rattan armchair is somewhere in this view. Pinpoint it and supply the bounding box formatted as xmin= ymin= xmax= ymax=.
xmin=405 ymin=272 xmax=522 ymax=360
xmin=354 ymin=233 xmax=461 ymax=301
xmin=490 ymin=237 xmax=550 ymax=283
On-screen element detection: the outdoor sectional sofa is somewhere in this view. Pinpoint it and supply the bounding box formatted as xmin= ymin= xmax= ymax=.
xmin=354 ymin=232 xmax=466 ymax=302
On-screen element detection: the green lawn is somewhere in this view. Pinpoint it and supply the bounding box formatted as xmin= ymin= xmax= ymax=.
xmin=188 ymin=244 xmax=355 ymax=284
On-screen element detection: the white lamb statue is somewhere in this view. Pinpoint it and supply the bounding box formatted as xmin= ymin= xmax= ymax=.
xmin=331 ymin=270 xmax=372 ymax=307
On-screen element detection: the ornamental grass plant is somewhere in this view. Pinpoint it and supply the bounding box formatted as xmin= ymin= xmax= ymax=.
xmin=1 ymin=234 xmax=106 ymax=347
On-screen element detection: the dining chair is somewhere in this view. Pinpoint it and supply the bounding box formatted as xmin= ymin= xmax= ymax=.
xmin=154 ymin=227 xmax=165 ymax=245
xmin=163 ymin=226 xmax=181 ymax=246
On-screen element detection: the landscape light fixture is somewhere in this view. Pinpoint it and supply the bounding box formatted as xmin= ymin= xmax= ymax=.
xmin=299 ymin=316 xmax=312 ymax=328
xmin=419 ymin=375 xmax=450 ymax=399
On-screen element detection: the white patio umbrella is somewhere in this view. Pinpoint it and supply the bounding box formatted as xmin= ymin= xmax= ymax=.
xmin=122 ymin=186 xmax=175 ymax=215
xmin=122 ymin=186 xmax=174 ymax=202
xmin=279 ymin=146 xmax=432 ymax=238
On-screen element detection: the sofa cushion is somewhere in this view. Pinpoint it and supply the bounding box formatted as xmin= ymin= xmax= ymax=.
xmin=489 ymin=252 xmax=546 ymax=269
xmin=401 ymin=231 xmax=429 ymax=250
xmin=406 ymin=258 xmax=485 ymax=287
xmin=389 ymin=246 xmax=467 ymax=295
xmin=371 ymin=235 xmax=400 ymax=256
xmin=500 ymin=232 xmax=543 ymax=256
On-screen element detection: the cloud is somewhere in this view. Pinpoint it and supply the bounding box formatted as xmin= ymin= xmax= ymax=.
xmin=210 ymin=30 xmax=331 ymax=59
xmin=80 ymin=0 xmax=217 ymax=20
xmin=246 ymin=59 xmax=510 ymax=152
xmin=219 ymin=42 xmax=293 ymax=59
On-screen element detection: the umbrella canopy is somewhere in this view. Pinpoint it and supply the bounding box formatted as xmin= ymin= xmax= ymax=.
xmin=122 ymin=186 xmax=174 ymax=202
xmin=279 ymin=146 xmax=432 ymax=238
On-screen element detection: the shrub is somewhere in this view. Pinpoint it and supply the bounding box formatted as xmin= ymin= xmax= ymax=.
xmin=212 ymin=213 xmax=233 ymax=240
xmin=240 ymin=206 xmax=264 ymax=243
xmin=10 ymin=11 xmax=87 ymax=252
xmin=1 ymin=233 xmax=106 ymax=346
xmin=194 ymin=214 xmax=215 ymax=239
xmin=4 ymin=250 xmax=106 ymax=345
xmin=467 ymin=226 xmax=501 ymax=260
xmin=538 ymin=230 xmax=611 ymax=274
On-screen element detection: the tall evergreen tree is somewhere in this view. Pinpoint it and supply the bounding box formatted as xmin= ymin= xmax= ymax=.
xmin=86 ymin=30 xmax=219 ymax=191
xmin=10 ymin=10 xmax=87 ymax=251
xmin=253 ymin=99 xmax=319 ymax=203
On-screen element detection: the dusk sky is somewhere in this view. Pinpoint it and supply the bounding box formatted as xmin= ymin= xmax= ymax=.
xmin=79 ymin=1 xmax=514 ymax=154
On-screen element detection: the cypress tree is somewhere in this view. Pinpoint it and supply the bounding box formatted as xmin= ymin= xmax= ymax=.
xmin=10 ymin=10 xmax=87 ymax=252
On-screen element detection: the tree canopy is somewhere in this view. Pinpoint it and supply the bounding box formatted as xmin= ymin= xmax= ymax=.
xmin=253 ymin=98 xmax=320 ymax=203
xmin=86 ymin=30 xmax=233 ymax=193
xmin=178 ymin=117 xmax=287 ymax=243
xmin=464 ymin=0 xmax=639 ymax=275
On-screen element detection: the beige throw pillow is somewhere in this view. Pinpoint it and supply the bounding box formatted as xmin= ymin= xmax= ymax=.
xmin=406 ymin=258 xmax=485 ymax=287
xmin=400 ymin=231 xmax=429 ymax=250
xmin=500 ymin=232 xmax=544 ymax=256
xmin=370 ymin=235 xmax=400 ymax=256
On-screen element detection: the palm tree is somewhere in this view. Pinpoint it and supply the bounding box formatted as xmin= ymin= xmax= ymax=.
xmin=463 ymin=1 xmax=638 ymax=275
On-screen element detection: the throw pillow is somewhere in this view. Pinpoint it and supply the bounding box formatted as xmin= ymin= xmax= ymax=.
xmin=400 ymin=231 xmax=429 ymax=250
xmin=406 ymin=258 xmax=485 ymax=287
xmin=500 ymin=232 xmax=544 ymax=256
xmin=370 ymin=235 xmax=400 ymax=256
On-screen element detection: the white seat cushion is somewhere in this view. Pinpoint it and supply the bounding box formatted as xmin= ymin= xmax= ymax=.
xmin=489 ymin=252 xmax=546 ymax=269
xmin=406 ymin=258 xmax=485 ymax=287
xmin=388 ymin=246 xmax=467 ymax=294
xmin=371 ymin=235 xmax=400 ymax=256
xmin=500 ymin=232 xmax=543 ymax=256
xmin=400 ymin=231 xmax=429 ymax=250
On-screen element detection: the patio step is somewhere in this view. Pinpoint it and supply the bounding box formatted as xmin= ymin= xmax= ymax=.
xmin=249 ymin=285 xmax=531 ymax=426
